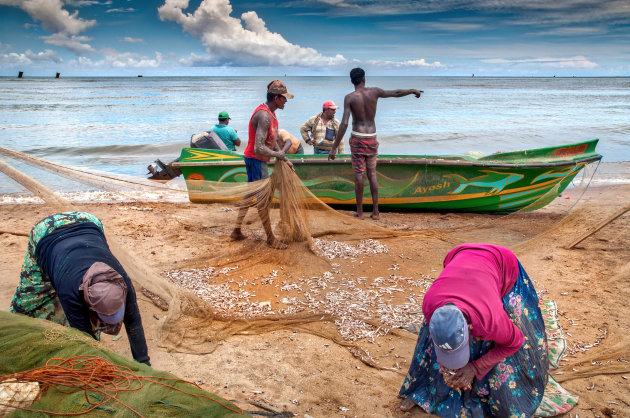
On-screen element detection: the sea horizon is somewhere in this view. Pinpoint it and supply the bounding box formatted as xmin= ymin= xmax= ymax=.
xmin=2 ymin=75 xmax=630 ymax=78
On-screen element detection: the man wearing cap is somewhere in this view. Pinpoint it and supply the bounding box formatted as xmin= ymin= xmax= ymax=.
xmin=231 ymin=80 xmax=294 ymax=250
xmin=300 ymin=100 xmax=344 ymax=155
xmin=329 ymin=67 xmax=423 ymax=220
xmin=210 ymin=111 xmax=241 ymax=151
xmin=10 ymin=212 xmax=150 ymax=366
xmin=398 ymin=244 xmax=549 ymax=416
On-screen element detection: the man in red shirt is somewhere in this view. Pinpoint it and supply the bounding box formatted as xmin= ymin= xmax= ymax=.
xmin=231 ymin=80 xmax=294 ymax=249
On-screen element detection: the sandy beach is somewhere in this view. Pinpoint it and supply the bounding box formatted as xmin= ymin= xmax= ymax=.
xmin=1 ymin=181 xmax=629 ymax=417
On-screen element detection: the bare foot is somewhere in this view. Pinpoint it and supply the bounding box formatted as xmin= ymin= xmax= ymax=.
xmin=371 ymin=212 xmax=380 ymax=220
xmin=354 ymin=213 xmax=364 ymax=220
xmin=267 ymin=238 xmax=288 ymax=250
xmin=230 ymin=229 xmax=245 ymax=241
xmin=398 ymin=398 xmax=416 ymax=412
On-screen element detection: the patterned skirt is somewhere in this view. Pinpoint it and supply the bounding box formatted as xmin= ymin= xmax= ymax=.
xmin=399 ymin=262 xmax=548 ymax=417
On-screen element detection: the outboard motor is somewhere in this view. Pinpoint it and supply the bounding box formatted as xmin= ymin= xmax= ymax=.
xmin=147 ymin=158 xmax=181 ymax=180
xmin=190 ymin=131 xmax=228 ymax=150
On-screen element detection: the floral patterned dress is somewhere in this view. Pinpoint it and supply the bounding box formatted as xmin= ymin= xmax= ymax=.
xmin=399 ymin=263 xmax=548 ymax=417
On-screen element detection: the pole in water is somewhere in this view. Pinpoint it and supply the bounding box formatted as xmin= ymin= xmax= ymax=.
xmin=18 ymin=71 xmax=23 ymax=78
xmin=55 ymin=72 xmax=60 ymax=78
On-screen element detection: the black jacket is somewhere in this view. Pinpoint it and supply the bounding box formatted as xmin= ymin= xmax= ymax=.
xmin=36 ymin=222 xmax=150 ymax=365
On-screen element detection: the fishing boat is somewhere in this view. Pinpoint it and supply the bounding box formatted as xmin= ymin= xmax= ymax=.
xmin=173 ymin=139 xmax=602 ymax=213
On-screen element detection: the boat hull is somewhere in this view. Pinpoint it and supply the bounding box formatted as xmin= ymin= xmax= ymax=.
xmin=174 ymin=139 xmax=602 ymax=213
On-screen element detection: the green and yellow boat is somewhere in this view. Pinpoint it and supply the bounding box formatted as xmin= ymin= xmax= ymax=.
xmin=173 ymin=139 xmax=602 ymax=213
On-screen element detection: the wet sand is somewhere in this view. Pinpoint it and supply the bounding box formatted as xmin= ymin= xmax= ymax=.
xmin=1 ymin=183 xmax=629 ymax=417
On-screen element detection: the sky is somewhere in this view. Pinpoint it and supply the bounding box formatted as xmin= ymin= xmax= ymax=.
xmin=0 ymin=0 xmax=629 ymax=77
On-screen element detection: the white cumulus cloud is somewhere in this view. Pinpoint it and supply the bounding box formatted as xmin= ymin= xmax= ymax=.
xmin=66 ymin=50 xmax=166 ymax=70
xmin=100 ymin=49 xmax=164 ymax=68
xmin=0 ymin=0 xmax=97 ymax=55
xmin=157 ymin=0 xmax=437 ymax=70
xmin=157 ymin=0 xmax=348 ymax=67
xmin=41 ymin=33 xmax=95 ymax=54
xmin=0 ymin=0 xmax=96 ymax=35
xmin=0 ymin=49 xmax=62 ymax=66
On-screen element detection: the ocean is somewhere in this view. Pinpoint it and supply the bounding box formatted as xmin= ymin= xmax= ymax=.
xmin=1 ymin=76 xmax=629 ymax=196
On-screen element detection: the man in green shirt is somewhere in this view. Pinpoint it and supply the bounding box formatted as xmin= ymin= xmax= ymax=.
xmin=211 ymin=111 xmax=241 ymax=151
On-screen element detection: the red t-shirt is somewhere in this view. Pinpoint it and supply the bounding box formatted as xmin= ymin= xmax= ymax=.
xmin=422 ymin=243 xmax=524 ymax=378
xmin=244 ymin=103 xmax=278 ymax=162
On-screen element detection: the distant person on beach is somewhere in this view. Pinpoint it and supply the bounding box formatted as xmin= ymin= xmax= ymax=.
xmin=210 ymin=111 xmax=241 ymax=151
xmin=300 ymin=100 xmax=344 ymax=155
xmin=277 ymin=130 xmax=304 ymax=155
xmin=398 ymin=243 xmax=549 ymax=416
xmin=328 ymin=68 xmax=422 ymax=220
xmin=9 ymin=212 xmax=150 ymax=366
xmin=231 ymin=80 xmax=294 ymax=250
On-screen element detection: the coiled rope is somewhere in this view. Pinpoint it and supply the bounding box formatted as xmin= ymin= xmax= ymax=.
xmin=0 ymin=355 xmax=244 ymax=416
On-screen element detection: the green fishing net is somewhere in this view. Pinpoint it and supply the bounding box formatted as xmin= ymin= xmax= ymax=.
xmin=0 ymin=311 xmax=247 ymax=417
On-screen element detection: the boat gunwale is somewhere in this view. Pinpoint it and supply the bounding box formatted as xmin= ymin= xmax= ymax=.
xmin=173 ymin=154 xmax=602 ymax=169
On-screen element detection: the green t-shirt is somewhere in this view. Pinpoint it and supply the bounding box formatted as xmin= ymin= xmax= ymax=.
xmin=211 ymin=124 xmax=239 ymax=151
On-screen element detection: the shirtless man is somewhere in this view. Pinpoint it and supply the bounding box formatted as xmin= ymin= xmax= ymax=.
xmin=328 ymin=68 xmax=422 ymax=219
xmin=231 ymin=80 xmax=294 ymax=249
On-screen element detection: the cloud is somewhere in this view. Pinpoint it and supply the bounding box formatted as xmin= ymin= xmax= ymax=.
xmin=481 ymin=55 xmax=599 ymax=68
xmin=68 ymin=49 xmax=165 ymax=69
xmin=0 ymin=0 xmax=96 ymax=35
xmin=529 ymin=27 xmax=607 ymax=36
xmin=317 ymin=0 xmax=360 ymax=8
xmin=64 ymin=0 xmax=112 ymax=6
xmin=123 ymin=36 xmax=144 ymax=43
xmin=421 ymin=21 xmax=485 ymax=32
xmin=41 ymin=33 xmax=95 ymax=54
xmin=157 ymin=0 xmax=348 ymax=67
xmin=0 ymin=49 xmax=62 ymax=66
xmin=500 ymin=0 xmax=630 ymax=26
xmin=363 ymin=58 xmax=444 ymax=68
xmin=305 ymin=0 xmax=630 ymax=28
xmin=0 ymin=0 xmax=98 ymax=55
xmin=158 ymin=0 xmax=442 ymax=70
xmin=100 ymin=49 xmax=164 ymax=68
xmin=106 ymin=7 xmax=135 ymax=13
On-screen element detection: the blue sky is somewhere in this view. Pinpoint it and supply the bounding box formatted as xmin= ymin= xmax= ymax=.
xmin=1 ymin=0 xmax=629 ymax=76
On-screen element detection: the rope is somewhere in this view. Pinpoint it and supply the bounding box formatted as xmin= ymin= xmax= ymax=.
xmin=0 ymin=355 xmax=244 ymax=416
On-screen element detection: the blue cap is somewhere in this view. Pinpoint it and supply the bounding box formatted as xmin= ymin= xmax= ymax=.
xmin=429 ymin=304 xmax=470 ymax=370
xmin=97 ymin=303 xmax=125 ymax=325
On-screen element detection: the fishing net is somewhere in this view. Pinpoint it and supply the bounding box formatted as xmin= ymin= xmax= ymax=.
xmin=2 ymin=148 xmax=624 ymax=385
xmin=0 ymin=153 xmax=403 ymax=367
xmin=0 ymin=311 xmax=245 ymax=417
xmin=147 ymin=159 xmax=410 ymax=359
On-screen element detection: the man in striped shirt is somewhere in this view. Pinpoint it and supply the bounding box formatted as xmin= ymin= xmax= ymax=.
xmin=300 ymin=100 xmax=345 ymax=155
